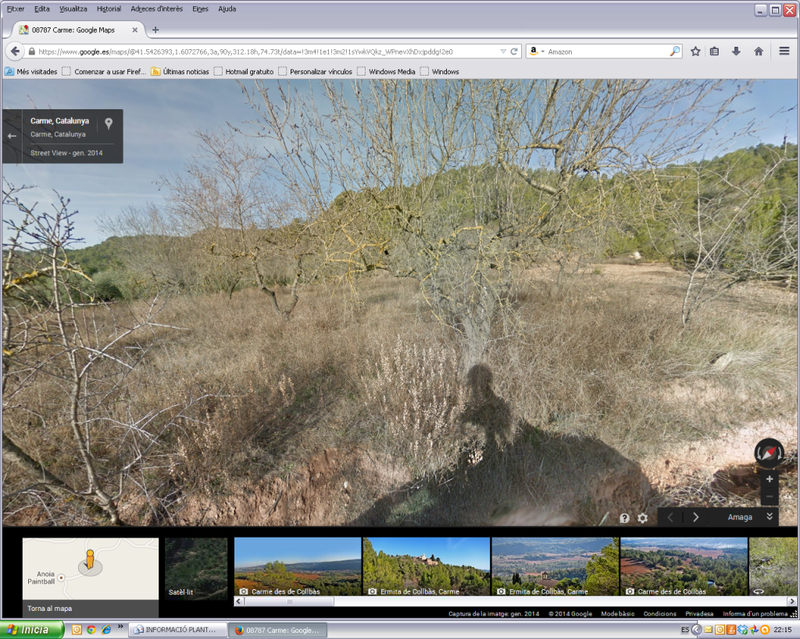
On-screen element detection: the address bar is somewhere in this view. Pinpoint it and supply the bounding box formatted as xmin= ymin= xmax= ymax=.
xmin=29 ymin=44 xmax=522 ymax=59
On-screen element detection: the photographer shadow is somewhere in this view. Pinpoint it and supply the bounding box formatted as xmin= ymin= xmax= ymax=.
xmin=349 ymin=364 xmax=653 ymax=527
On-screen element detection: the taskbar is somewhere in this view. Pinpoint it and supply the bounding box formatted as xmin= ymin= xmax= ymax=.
xmin=13 ymin=603 xmax=800 ymax=619
xmin=3 ymin=618 xmax=800 ymax=639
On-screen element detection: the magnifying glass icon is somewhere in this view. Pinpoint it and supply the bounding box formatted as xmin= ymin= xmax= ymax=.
xmin=670 ymin=46 xmax=680 ymax=56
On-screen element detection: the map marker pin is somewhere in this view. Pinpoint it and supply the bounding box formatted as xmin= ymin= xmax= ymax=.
xmin=104 ymin=118 xmax=113 ymax=130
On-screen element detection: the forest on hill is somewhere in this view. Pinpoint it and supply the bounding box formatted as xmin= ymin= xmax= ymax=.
xmin=621 ymin=547 xmax=748 ymax=596
xmin=63 ymin=143 xmax=797 ymax=304
xmin=362 ymin=539 xmax=490 ymax=595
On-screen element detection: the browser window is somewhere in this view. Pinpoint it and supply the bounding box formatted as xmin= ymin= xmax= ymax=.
xmin=0 ymin=2 xmax=797 ymax=639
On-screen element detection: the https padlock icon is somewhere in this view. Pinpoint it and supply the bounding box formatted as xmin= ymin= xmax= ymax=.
xmin=28 ymin=48 xmax=35 ymax=55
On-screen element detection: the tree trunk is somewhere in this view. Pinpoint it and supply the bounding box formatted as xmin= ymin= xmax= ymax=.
xmin=258 ymin=272 xmax=299 ymax=321
xmin=458 ymin=308 xmax=492 ymax=382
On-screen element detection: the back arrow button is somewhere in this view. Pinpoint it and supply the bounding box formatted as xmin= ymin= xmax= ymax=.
xmin=5 ymin=42 xmax=25 ymax=61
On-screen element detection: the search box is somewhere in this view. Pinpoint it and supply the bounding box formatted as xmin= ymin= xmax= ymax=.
xmin=527 ymin=44 xmax=683 ymax=59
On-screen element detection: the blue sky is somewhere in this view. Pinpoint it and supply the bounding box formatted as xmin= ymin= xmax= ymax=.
xmin=2 ymin=79 xmax=796 ymax=247
xmin=234 ymin=537 xmax=361 ymax=568
xmin=367 ymin=537 xmax=490 ymax=570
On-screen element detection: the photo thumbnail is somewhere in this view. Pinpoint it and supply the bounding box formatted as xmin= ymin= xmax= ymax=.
xmin=165 ymin=538 xmax=228 ymax=601
xmin=621 ymin=538 xmax=747 ymax=596
xmin=749 ymin=537 xmax=798 ymax=596
xmin=492 ymin=538 xmax=619 ymax=596
xmin=363 ymin=538 xmax=490 ymax=596
xmin=234 ymin=538 xmax=361 ymax=596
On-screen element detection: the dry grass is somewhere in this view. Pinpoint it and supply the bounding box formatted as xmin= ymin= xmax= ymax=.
xmin=361 ymin=336 xmax=473 ymax=481
xmin=2 ymin=264 xmax=796 ymax=526
xmin=499 ymin=267 xmax=796 ymax=462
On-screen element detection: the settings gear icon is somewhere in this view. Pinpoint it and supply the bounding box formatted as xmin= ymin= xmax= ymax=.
xmin=637 ymin=513 xmax=649 ymax=524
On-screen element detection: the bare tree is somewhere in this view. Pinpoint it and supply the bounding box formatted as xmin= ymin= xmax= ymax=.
xmin=2 ymin=185 xmax=189 ymax=525
xmin=156 ymin=131 xmax=306 ymax=317
xmin=235 ymin=79 xmax=751 ymax=378
xmin=236 ymin=80 xmax=754 ymax=376
xmin=663 ymin=146 xmax=797 ymax=324
xmin=100 ymin=202 xmax=213 ymax=297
